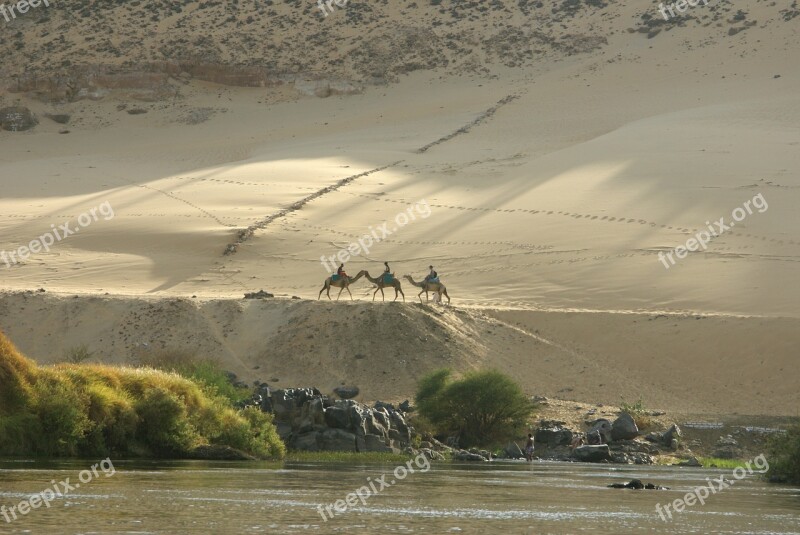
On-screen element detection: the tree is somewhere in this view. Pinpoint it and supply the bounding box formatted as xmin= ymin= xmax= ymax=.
xmin=415 ymin=369 xmax=534 ymax=447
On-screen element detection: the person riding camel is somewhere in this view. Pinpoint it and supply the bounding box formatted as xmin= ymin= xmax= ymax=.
xmin=425 ymin=265 xmax=438 ymax=283
xmin=337 ymin=263 xmax=347 ymax=280
xmin=383 ymin=262 xmax=393 ymax=282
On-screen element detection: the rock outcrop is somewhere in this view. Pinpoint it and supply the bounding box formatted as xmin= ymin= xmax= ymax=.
xmin=242 ymin=387 xmax=412 ymax=453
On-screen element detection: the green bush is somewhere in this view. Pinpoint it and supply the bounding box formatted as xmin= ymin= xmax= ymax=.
xmin=768 ymin=424 xmax=800 ymax=484
xmin=133 ymin=348 xmax=251 ymax=404
xmin=415 ymin=368 xmax=535 ymax=448
xmin=0 ymin=331 xmax=284 ymax=460
xmin=135 ymin=387 xmax=201 ymax=456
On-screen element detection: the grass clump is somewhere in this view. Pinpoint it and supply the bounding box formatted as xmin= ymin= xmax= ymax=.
xmin=415 ymin=368 xmax=535 ymax=448
xmin=133 ymin=348 xmax=251 ymax=404
xmin=0 ymin=331 xmax=284 ymax=460
xmin=620 ymin=397 xmax=654 ymax=430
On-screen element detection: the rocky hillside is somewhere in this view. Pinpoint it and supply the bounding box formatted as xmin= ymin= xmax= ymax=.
xmin=2 ymin=0 xmax=794 ymax=100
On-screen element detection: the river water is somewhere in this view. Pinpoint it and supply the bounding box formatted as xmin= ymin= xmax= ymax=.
xmin=1 ymin=459 xmax=799 ymax=534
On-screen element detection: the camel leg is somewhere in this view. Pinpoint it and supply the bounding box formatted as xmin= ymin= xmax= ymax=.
xmin=373 ymin=287 xmax=379 ymax=301
xmin=380 ymin=288 xmax=386 ymax=301
xmin=399 ymin=287 xmax=405 ymax=302
xmin=318 ymin=285 xmax=325 ymax=300
xmin=417 ymin=290 xmax=424 ymax=303
xmin=444 ymin=289 xmax=451 ymax=303
xmin=346 ymin=286 xmax=353 ymax=301
xmin=336 ymin=286 xmax=344 ymax=301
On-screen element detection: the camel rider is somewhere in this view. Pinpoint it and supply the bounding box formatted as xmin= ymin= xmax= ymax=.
xmin=337 ymin=264 xmax=347 ymax=279
xmin=425 ymin=265 xmax=438 ymax=283
xmin=383 ymin=262 xmax=393 ymax=282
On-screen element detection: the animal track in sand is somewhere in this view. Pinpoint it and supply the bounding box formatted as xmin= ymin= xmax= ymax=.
xmin=341 ymin=192 xmax=800 ymax=247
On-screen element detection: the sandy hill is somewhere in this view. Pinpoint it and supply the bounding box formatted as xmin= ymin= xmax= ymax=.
xmin=0 ymin=292 xmax=797 ymax=417
xmin=1 ymin=1 xmax=798 ymax=417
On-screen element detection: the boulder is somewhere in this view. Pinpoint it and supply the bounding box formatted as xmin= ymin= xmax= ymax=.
xmin=611 ymin=413 xmax=640 ymax=441
xmin=324 ymin=404 xmax=351 ymax=429
xmin=504 ymin=442 xmax=525 ymax=460
xmin=588 ymin=419 xmax=613 ymax=443
xmin=361 ymin=434 xmax=392 ymax=453
xmin=319 ymin=429 xmax=357 ymax=451
xmin=453 ymin=450 xmax=489 ymax=462
xmin=572 ymin=444 xmax=611 ymax=462
xmin=535 ymin=423 xmax=574 ymax=447
xmin=0 ymin=106 xmax=37 ymax=131
xmin=334 ymin=386 xmax=360 ymax=399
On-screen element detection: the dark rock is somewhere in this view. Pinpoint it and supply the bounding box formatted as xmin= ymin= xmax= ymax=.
xmin=334 ymin=386 xmax=359 ymax=399
xmin=319 ymin=429 xmax=357 ymax=451
xmin=572 ymin=444 xmax=611 ymax=462
xmin=0 ymin=106 xmax=38 ymax=131
xmin=504 ymin=442 xmax=525 ymax=460
xmin=244 ymin=289 xmax=274 ymax=299
xmin=45 ymin=113 xmax=70 ymax=124
xmin=608 ymin=479 xmax=668 ymax=489
xmin=453 ymin=450 xmax=489 ymax=462
xmin=588 ymin=419 xmax=614 ymax=443
xmin=324 ymin=405 xmax=351 ymax=429
xmin=612 ymin=413 xmax=639 ymax=441
xmin=361 ymin=434 xmax=392 ymax=453
xmin=535 ymin=423 xmax=574 ymax=446
xmin=374 ymin=400 xmax=395 ymax=412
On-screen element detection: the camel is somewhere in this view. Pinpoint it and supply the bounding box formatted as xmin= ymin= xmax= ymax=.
xmin=363 ymin=271 xmax=405 ymax=302
xmin=318 ymin=270 xmax=365 ymax=301
xmin=403 ymin=275 xmax=451 ymax=304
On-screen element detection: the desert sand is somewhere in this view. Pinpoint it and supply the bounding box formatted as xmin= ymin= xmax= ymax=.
xmin=0 ymin=0 xmax=798 ymax=416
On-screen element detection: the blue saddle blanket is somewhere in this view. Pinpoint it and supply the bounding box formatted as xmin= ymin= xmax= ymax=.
xmin=426 ymin=277 xmax=440 ymax=284
xmin=332 ymin=274 xmax=343 ymax=282
xmin=382 ymin=273 xmax=394 ymax=284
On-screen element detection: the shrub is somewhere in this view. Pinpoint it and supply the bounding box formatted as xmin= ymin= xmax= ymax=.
xmin=768 ymin=424 xmax=800 ymax=484
xmin=135 ymin=387 xmax=200 ymax=456
xmin=133 ymin=348 xmax=250 ymax=404
xmin=64 ymin=344 xmax=94 ymax=364
xmin=0 ymin=331 xmax=284 ymax=459
xmin=415 ymin=368 xmax=535 ymax=448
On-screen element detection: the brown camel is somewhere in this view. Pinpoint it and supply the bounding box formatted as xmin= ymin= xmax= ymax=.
xmin=318 ymin=270 xmax=365 ymax=301
xmin=403 ymin=275 xmax=451 ymax=303
xmin=364 ymin=271 xmax=405 ymax=302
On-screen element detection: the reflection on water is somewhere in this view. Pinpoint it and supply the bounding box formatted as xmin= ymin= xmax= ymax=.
xmin=1 ymin=459 xmax=799 ymax=534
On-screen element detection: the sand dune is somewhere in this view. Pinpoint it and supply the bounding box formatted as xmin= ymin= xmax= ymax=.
xmin=1 ymin=0 xmax=798 ymax=415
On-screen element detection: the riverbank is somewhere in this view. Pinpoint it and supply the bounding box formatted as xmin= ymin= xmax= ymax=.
xmin=1 ymin=291 xmax=798 ymax=417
